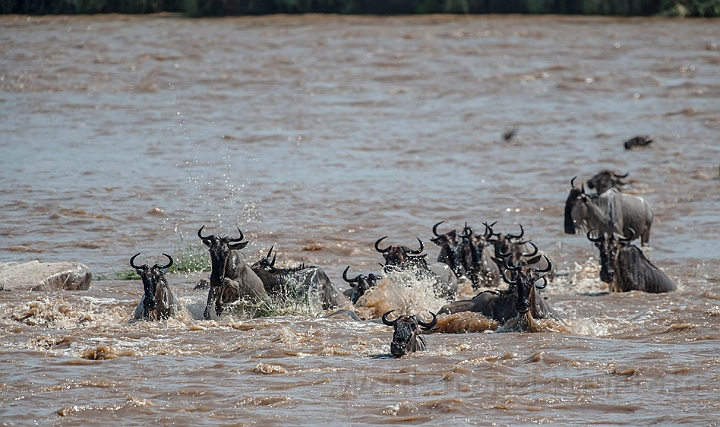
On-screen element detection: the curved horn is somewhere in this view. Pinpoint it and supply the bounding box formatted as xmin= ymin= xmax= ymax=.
xmin=502 ymin=269 xmax=517 ymax=286
xmin=503 ymin=256 xmax=523 ymax=271
xmin=521 ymin=241 xmax=538 ymax=258
xmin=228 ymin=227 xmax=245 ymax=243
xmin=531 ymin=256 xmax=553 ymax=274
xmin=342 ymin=266 xmax=360 ymax=283
xmin=614 ymin=172 xmax=629 ymax=178
xmin=460 ymin=224 xmax=473 ymax=238
xmin=265 ymin=245 xmax=274 ymax=260
xmin=375 ymin=236 xmax=391 ymax=253
xmin=159 ymin=253 xmax=173 ymax=270
xmin=483 ymin=221 xmax=496 ymax=239
xmin=408 ymin=238 xmax=424 ymax=254
xmin=432 ymin=221 xmax=444 ymax=237
xmin=571 ymin=176 xmax=577 ymax=188
xmin=129 ymin=253 xmax=145 ymax=269
xmin=382 ymin=310 xmax=398 ymax=326
xmin=586 ymin=228 xmax=604 ymax=243
xmin=507 ymin=224 xmax=524 ymax=240
xmin=535 ymin=276 xmax=548 ymax=290
xmin=417 ymin=312 xmax=438 ymax=329
xmin=198 ymin=225 xmax=211 ymax=241
xmin=619 ymin=227 xmax=636 ymax=242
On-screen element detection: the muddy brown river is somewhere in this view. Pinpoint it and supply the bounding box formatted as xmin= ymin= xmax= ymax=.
xmin=1 ymin=13 xmax=720 ymax=425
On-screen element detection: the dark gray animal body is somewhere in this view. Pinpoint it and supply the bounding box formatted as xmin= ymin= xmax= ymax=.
xmin=439 ymin=255 xmax=555 ymax=326
xmin=131 ymin=253 xmax=180 ymax=320
xmin=489 ymin=224 xmax=555 ymax=282
xmin=431 ymin=222 xmax=499 ymax=288
xmin=614 ymin=244 xmax=676 ymax=293
xmin=198 ymin=226 xmax=268 ymax=319
xmin=376 ymin=236 xmax=457 ymax=300
xmin=624 ymin=135 xmax=653 ymax=149
xmin=342 ymin=266 xmax=382 ymax=304
xmin=587 ymin=229 xmax=618 ymax=284
xmin=565 ymin=178 xmax=654 ymax=245
xmin=382 ymin=310 xmax=437 ymax=357
xmin=587 ymin=170 xmax=629 ymax=193
xmin=251 ymin=246 xmax=347 ymax=310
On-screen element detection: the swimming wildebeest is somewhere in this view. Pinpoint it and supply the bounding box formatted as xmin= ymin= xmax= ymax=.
xmin=130 ymin=253 xmax=180 ymax=320
xmin=489 ymin=224 xmax=555 ymax=281
xmin=592 ymin=228 xmax=676 ymax=293
xmin=251 ymin=245 xmax=348 ymax=310
xmin=375 ymin=236 xmax=457 ymax=300
xmin=431 ymin=221 xmax=499 ymax=288
xmin=438 ymin=255 xmax=555 ymax=326
xmin=586 ymin=170 xmax=629 ymax=194
xmin=564 ymin=177 xmax=654 ymax=245
xmin=586 ymin=229 xmax=618 ymax=284
xmin=341 ymin=266 xmax=382 ymax=304
xmin=624 ymin=135 xmax=653 ymax=150
xmin=198 ymin=226 xmax=268 ymax=319
xmin=382 ymin=310 xmax=438 ymax=357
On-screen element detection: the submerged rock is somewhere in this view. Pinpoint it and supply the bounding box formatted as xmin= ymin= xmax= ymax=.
xmin=0 ymin=261 xmax=92 ymax=291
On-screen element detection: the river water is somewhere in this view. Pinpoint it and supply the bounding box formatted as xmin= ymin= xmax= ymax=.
xmin=1 ymin=13 xmax=719 ymax=425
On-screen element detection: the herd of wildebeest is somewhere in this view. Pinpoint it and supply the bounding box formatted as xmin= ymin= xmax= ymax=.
xmin=130 ymin=170 xmax=676 ymax=357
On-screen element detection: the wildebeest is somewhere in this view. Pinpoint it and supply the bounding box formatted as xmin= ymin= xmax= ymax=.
xmin=438 ymin=255 xmax=555 ymax=326
xmin=594 ymin=228 xmax=676 ymax=293
xmin=489 ymin=224 xmax=555 ymax=281
xmin=624 ymin=135 xmax=653 ymax=150
xmin=564 ymin=177 xmax=654 ymax=245
xmin=461 ymin=223 xmax=501 ymax=288
xmin=376 ymin=236 xmax=457 ymax=300
xmin=382 ymin=310 xmax=437 ymax=357
xmin=586 ymin=170 xmax=629 ymax=193
xmin=130 ymin=253 xmax=180 ymax=320
xmin=586 ymin=229 xmax=618 ymax=284
xmin=198 ymin=226 xmax=269 ymax=319
xmin=430 ymin=221 xmax=468 ymax=279
xmin=251 ymin=246 xmax=348 ymax=310
xmin=341 ymin=266 xmax=382 ymax=304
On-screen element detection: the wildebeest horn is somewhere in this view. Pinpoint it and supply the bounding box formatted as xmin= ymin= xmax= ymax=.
xmin=409 ymin=238 xmax=424 ymax=254
xmin=375 ymin=236 xmax=391 ymax=253
xmin=382 ymin=310 xmax=398 ymax=326
xmin=228 ymin=227 xmax=245 ymax=242
xmin=571 ymin=176 xmax=577 ymax=188
xmin=619 ymin=227 xmax=636 ymax=242
xmin=342 ymin=266 xmax=360 ymax=283
xmin=615 ymin=172 xmax=629 ymax=178
xmin=503 ymin=256 xmax=522 ymax=271
xmin=197 ymin=225 xmax=211 ymax=242
xmin=416 ymin=312 xmax=437 ymax=330
xmin=502 ymin=269 xmax=517 ymax=285
xmin=157 ymin=253 xmax=173 ymax=270
xmin=535 ymin=276 xmax=548 ymax=290
xmin=129 ymin=253 xmax=146 ymax=269
xmin=432 ymin=221 xmax=444 ymax=237
xmin=531 ymin=256 xmax=553 ymax=274
xmin=586 ymin=228 xmax=604 ymax=242
xmin=461 ymin=224 xmax=473 ymax=238
xmin=507 ymin=224 xmax=524 ymax=240
xmin=483 ymin=221 xmax=496 ymax=239
xmin=521 ymin=241 xmax=538 ymax=258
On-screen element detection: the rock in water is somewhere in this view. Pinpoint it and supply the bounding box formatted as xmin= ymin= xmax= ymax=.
xmin=0 ymin=261 xmax=92 ymax=291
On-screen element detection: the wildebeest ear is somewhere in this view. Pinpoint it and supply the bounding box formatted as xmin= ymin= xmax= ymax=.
xmin=526 ymin=254 xmax=542 ymax=265
xmin=229 ymin=241 xmax=249 ymax=250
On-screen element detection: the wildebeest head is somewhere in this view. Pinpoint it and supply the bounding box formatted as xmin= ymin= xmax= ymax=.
xmin=375 ymin=236 xmax=426 ymax=269
xmin=382 ymin=310 xmax=437 ymax=357
xmin=587 ymin=170 xmax=629 ymax=194
xmin=252 ymin=245 xmax=278 ymax=271
xmin=130 ymin=252 xmax=173 ymax=312
xmin=431 ymin=221 xmax=467 ymax=277
xmin=342 ymin=266 xmax=381 ymax=304
xmin=564 ymin=177 xmax=590 ymax=235
xmin=198 ymin=225 xmax=249 ymax=283
xmin=501 ymin=255 xmax=551 ymax=315
xmin=586 ymin=229 xmax=618 ymax=283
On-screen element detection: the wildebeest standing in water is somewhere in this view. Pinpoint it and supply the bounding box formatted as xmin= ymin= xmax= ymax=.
xmin=341 ymin=266 xmax=382 ymax=304
xmin=131 ymin=253 xmax=180 ymax=320
xmin=375 ymin=236 xmax=457 ymax=300
xmin=382 ymin=310 xmax=437 ymax=357
xmin=596 ymin=228 xmax=676 ymax=293
xmin=586 ymin=170 xmax=629 ymax=194
xmin=438 ymin=255 xmax=556 ymax=327
xmin=198 ymin=226 xmax=269 ymax=319
xmin=586 ymin=229 xmax=619 ymax=284
xmin=564 ymin=177 xmax=654 ymax=246
xmin=251 ymin=246 xmax=348 ymax=310
xmin=489 ymin=223 xmax=555 ymax=282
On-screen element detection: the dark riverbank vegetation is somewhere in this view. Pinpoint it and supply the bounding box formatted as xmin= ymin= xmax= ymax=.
xmin=2 ymin=0 xmax=719 ymax=16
